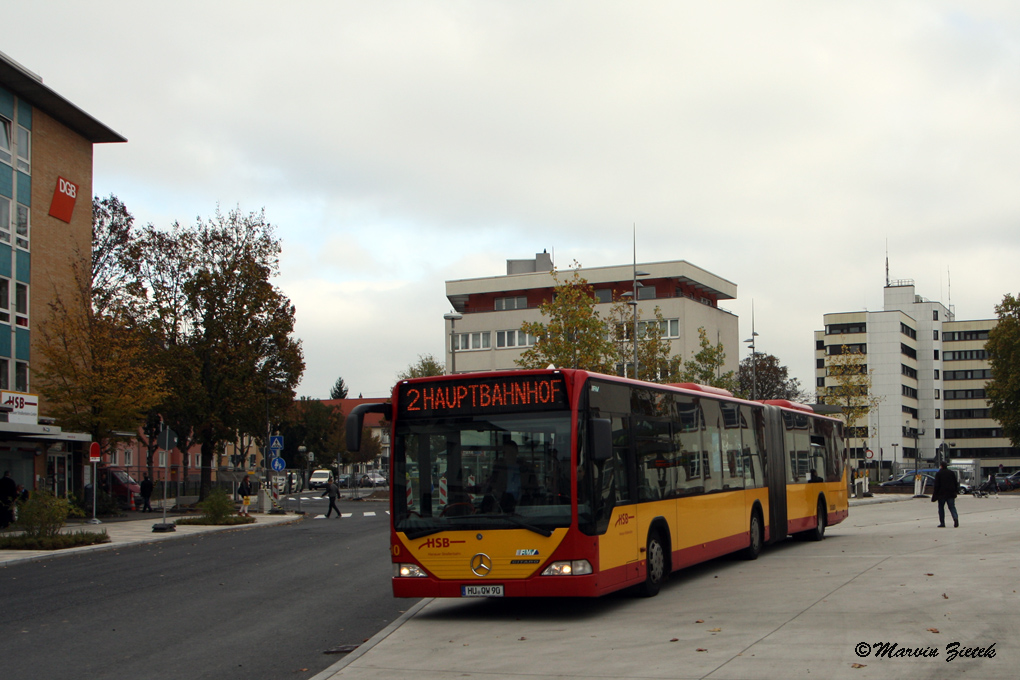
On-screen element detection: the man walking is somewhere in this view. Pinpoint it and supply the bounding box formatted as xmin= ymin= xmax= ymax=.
xmin=931 ymin=461 xmax=960 ymax=528
xmin=323 ymin=477 xmax=341 ymax=518
xmin=140 ymin=474 xmax=154 ymax=512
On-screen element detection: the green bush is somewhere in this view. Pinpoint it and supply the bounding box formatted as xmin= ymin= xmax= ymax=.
xmin=71 ymin=489 xmax=121 ymax=517
xmin=195 ymin=487 xmax=236 ymax=524
xmin=176 ymin=514 xmax=255 ymax=526
xmin=0 ymin=529 xmax=109 ymax=550
xmin=14 ymin=491 xmax=78 ymax=539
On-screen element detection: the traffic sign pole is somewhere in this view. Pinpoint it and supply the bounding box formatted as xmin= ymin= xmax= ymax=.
xmin=87 ymin=442 xmax=102 ymax=525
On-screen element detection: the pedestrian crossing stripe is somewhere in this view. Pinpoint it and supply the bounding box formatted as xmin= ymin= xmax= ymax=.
xmin=311 ymin=511 xmax=390 ymax=519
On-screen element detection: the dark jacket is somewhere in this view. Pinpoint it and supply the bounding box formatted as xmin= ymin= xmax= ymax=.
xmin=931 ymin=467 xmax=959 ymax=502
xmin=323 ymin=481 xmax=339 ymax=499
xmin=238 ymin=479 xmax=253 ymax=497
xmin=140 ymin=478 xmax=154 ymax=499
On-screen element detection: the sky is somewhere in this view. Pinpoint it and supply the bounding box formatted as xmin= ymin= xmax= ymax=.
xmin=7 ymin=2 xmax=1020 ymax=398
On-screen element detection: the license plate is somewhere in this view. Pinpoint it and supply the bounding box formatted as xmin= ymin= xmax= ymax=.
xmin=461 ymin=584 xmax=504 ymax=597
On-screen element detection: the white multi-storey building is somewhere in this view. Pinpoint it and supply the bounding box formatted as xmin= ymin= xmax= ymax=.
xmin=444 ymin=252 xmax=740 ymax=378
xmin=815 ymin=280 xmax=1015 ymax=479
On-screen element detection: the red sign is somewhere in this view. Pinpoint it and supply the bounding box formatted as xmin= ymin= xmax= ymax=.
xmin=89 ymin=442 xmax=101 ymax=463
xmin=399 ymin=374 xmax=568 ymax=418
xmin=48 ymin=176 xmax=79 ymax=223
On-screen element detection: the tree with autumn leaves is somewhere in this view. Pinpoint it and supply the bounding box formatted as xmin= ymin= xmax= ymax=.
xmin=514 ymin=263 xmax=734 ymax=390
xmin=986 ymin=293 xmax=1020 ymax=448
xmin=34 ymin=197 xmax=304 ymax=499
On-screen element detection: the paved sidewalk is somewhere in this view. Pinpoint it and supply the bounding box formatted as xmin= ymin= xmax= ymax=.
xmin=0 ymin=512 xmax=302 ymax=567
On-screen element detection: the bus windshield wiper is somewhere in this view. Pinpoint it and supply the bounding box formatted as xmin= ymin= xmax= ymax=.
xmin=472 ymin=513 xmax=552 ymax=537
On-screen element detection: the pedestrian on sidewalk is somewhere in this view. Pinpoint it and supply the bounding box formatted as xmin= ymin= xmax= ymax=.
xmin=140 ymin=474 xmax=154 ymax=512
xmin=323 ymin=477 xmax=341 ymax=518
xmin=932 ymin=461 xmax=959 ymax=528
xmin=238 ymin=475 xmax=253 ymax=516
xmin=0 ymin=471 xmax=17 ymax=529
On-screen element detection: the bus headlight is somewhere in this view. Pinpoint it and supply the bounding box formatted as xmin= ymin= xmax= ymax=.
xmin=541 ymin=560 xmax=592 ymax=576
xmin=394 ymin=563 xmax=428 ymax=578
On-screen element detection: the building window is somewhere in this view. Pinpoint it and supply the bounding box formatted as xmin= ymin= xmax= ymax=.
xmin=933 ymin=310 xmax=939 ymax=321
xmin=0 ymin=358 xmax=7 ymax=390
xmin=934 ymin=369 xmax=940 ymax=379
xmin=816 ymin=377 xmax=825 ymax=387
xmin=900 ymin=323 xmax=917 ymax=339
xmin=816 ymin=339 xmax=824 ymax=350
xmin=827 ymin=343 xmax=867 ymax=355
xmin=494 ymin=296 xmax=527 ymax=311
xmin=934 ymin=349 xmax=939 ymax=360
xmin=15 ymin=283 xmax=28 ymax=327
xmin=944 ymin=369 xmax=993 ymax=381
xmin=826 ymin=322 xmax=867 ymax=335
xmin=0 ymin=277 xmax=8 ymax=323
xmin=16 ymin=125 xmax=30 ymax=174
xmin=159 ymin=451 xmax=167 ymax=467
xmin=943 ymin=330 xmax=989 ymax=342
xmin=453 ymin=331 xmax=491 ymax=351
xmin=15 ymin=361 xmax=27 ymax=392
xmin=15 ymin=204 xmax=28 ymax=250
xmin=594 ymin=289 xmax=612 ymax=303
xmin=935 ymin=409 xmax=941 ymax=419
xmin=934 ymin=389 xmax=941 ymax=399
xmin=933 ymin=330 xmax=939 ymax=340
xmin=900 ymin=343 xmax=917 ymax=359
xmin=0 ymin=116 xmax=11 ymax=165
xmin=901 ymin=364 xmax=917 ymax=379
xmin=816 ymin=358 xmax=824 ymax=369
xmin=902 ymin=384 xmax=918 ymax=399
xmin=637 ymin=285 xmax=656 ymax=300
xmin=637 ymin=318 xmax=679 ymax=339
xmin=0 ymin=196 xmax=9 ymax=244
xmin=944 ymin=350 xmax=988 ymax=361
xmin=496 ymin=329 xmax=536 ymax=348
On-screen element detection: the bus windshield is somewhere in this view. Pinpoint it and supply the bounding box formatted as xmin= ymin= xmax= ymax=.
xmin=393 ymin=412 xmax=573 ymax=537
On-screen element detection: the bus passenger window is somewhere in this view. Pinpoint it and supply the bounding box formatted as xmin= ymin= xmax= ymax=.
xmin=702 ymin=400 xmax=723 ymax=493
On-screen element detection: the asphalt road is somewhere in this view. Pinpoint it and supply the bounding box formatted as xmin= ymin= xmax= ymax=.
xmin=0 ymin=500 xmax=410 ymax=680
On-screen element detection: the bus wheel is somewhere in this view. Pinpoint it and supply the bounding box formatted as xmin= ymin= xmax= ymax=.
xmin=639 ymin=531 xmax=666 ymax=597
xmin=809 ymin=502 xmax=826 ymax=542
xmin=743 ymin=511 xmax=763 ymax=560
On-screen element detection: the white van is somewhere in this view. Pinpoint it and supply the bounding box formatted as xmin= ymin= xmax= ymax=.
xmin=308 ymin=469 xmax=332 ymax=490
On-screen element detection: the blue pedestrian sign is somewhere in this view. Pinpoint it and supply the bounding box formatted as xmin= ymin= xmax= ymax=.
xmin=269 ymin=435 xmax=284 ymax=451
xmin=271 ymin=457 xmax=286 ymax=472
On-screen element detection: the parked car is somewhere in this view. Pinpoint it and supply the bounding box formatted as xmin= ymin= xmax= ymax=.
xmin=358 ymin=472 xmax=387 ymax=488
xmin=97 ymin=466 xmax=143 ymax=509
xmin=879 ymin=472 xmax=935 ymax=488
xmin=308 ymin=469 xmax=332 ymax=490
xmin=335 ymin=473 xmax=352 ymax=488
xmin=995 ymin=473 xmax=1018 ymax=491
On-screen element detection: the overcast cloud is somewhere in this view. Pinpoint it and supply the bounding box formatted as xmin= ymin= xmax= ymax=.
xmin=8 ymin=2 xmax=1020 ymax=397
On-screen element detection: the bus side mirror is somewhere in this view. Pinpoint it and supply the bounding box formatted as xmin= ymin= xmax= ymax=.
xmin=345 ymin=403 xmax=390 ymax=452
xmin=590 ymin=418 xmax=613 ymax=462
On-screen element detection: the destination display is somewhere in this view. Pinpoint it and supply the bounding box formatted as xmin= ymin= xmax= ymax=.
xmin=398 ymin=374 xmax=569 ymax=418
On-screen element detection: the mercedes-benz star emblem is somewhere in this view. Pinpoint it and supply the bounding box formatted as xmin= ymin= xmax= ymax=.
xmin=470 ymin=553 xmax=492 ymax=577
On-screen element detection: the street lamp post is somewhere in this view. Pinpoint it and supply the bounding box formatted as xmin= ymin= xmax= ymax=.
xmin=744 ymin=301 xmax=759 ymax=400
xmin=444 ymin=312 xmax=463 ymax=375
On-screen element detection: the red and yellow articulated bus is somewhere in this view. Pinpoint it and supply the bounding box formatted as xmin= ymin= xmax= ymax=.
xmin=347 ymin=369 xmax=848 ymax=599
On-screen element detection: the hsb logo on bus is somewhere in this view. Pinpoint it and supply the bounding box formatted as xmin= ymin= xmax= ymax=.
xmin=614 ymin=513 xmax=635 ymax=527
xmin=418 ymin=537 xmax=466 ymax=550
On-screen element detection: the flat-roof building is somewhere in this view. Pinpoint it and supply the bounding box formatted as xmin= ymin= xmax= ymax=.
xmin=444 ymin=253 xmax=740 ymax=377
xmin=0 ymin=51 xmax=125 ymax=496
xmin=815 ymin=280 xmax=1015 ymax=479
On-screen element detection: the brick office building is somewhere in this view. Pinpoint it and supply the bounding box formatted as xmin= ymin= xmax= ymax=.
xmin=0 ymin=51 xmax=125 ymax=495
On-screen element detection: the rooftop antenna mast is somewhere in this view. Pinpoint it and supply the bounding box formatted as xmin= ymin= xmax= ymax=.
xmin=885 ymin=240 xmax=889 ymax=286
